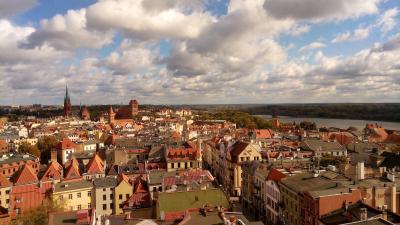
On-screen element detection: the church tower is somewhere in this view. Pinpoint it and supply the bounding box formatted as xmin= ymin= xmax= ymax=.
xmin=129 ymin=99 xmax=139 ymax=116
xmin=108 ymin=105 xmax=115 ymax=124
xmin=63 ymin=85 xmax=72 ymax=117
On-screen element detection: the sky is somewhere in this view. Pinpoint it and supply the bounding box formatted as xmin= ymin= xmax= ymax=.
xmin=0 ymin=0 xmax=399 ymax=105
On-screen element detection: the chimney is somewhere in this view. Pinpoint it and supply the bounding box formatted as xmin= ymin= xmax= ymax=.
xmin=51 ymin=150 xmax=58 ymax=162
xmin=360 ymin=208 xmax=368 ymax=221
xmin=382 ymin=209 xmax=388 ymax=220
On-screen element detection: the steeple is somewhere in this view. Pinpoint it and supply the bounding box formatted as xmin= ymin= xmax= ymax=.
xmin=64 ymin=85 xmax=70 ymax=101
xmin=63 ymin=85 xmax=72 ymax=117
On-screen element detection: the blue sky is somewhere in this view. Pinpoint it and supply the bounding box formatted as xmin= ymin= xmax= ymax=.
xmin=0 ymin=0 xmax=399 ymax=105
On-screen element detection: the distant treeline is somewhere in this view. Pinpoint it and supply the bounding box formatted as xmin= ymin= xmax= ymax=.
xmin=184 ymin=103 xmax=400 ymax=122
xmin=2 ymin=103 xmax=399 ymax=122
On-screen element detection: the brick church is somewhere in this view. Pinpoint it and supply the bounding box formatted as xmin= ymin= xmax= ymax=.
xmin=108 ymin=99 xmax=139 ymax=128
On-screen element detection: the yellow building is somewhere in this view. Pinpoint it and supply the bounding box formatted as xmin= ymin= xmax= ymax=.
xmin=93 ymin=177 xmax=117 ymax=217
xmin=114 ymin=174 xmax=132 ymax=215
xmin=0 ymin=173 xmax=11 ymax=209
xmin=225 ymin=141 xmax=262 ymax=197
xmin=53 ymin=180 xmax=93 ymax=211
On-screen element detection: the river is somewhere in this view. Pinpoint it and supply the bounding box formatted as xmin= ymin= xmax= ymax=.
xmin=256 ymin=115 xmax=400 ymax=131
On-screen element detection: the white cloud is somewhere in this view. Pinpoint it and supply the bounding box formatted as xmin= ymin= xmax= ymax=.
xmin=0 ymin=20 xmax=69 ymax=63
xmin=0 ymin=0 xmax=37 ymax=18
xmin=332 ymin=26 xmax=371 ymax=43
xmin=86 ymin=0 xmax=214 ymax=40
xmin=101 ymin=39 xmax=157 ymax=75
xmin=23 ymin=9 xmax=113 ymax=50
xmin=376 ymin=7 xmax=399 ymax=33
xmin=299 ymin=42 xmax=326 ymax=52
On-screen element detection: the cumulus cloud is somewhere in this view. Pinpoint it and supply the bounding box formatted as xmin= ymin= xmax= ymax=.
xmin=1 ymin=0 xmax=399 ymax=104
xmin=22 ymin=9 xmax=113 ymax=50
xmin=0 ymin=20 xmax=69 ymax=63
xmin=86 ymin=0 xmax=213 ymax=40
xmin=163 ymin=0 xmax=290 ymax=79
xmin=263 ymin=0 xmax=380 ymax=22
xmin=101 ymin=39 xmax=157 ymax=75
xmin=0 ymin=0 xmax=37 ymax=18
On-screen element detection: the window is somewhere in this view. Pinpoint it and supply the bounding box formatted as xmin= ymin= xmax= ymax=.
xmin=119 ymin=194 xmax=122 ymax=200
xmin=77 ymin=204 xmax=81 ymax=210
xmin=103 ymin=195 xmax=106 ymax=201
xmin=59 ymin=195 xmax=63 ymax=200
xmin=103 ymin=188 xmax=106 ymax=191
xmin=103 ymin=204 xmax=107 ymax=210
xmin=87 ymin=191 xmax=91 ymax=197
xmin=119 ymin=204 xmax=122 ymax=209
xmin=88 ymin=203 xmax=91 ymax=209
xmin=68 ymin=194 xmax=72 ymax=200
xmin=171 ymin=163 xmax=174 ymax=168
xmin=126 ymin=194 xmax=129 ymax=199
xmin=110 ymin=203 xmax=113 ymax=209
xmin=16 ymin=208 xmax=21 ymax=215
xmin=110 ymin=194 xmax=113 ymax=199
xmin=77 ymin=192 xmax=81 ymax=198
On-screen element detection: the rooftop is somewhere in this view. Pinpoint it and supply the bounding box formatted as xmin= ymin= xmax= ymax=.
xmin=93 ymin=177 xmax=117 ymax=188
xmin=0 ymin=152 xmax=37 ymax=165
xmin=54 ymin=180 xmax=93 ymax=193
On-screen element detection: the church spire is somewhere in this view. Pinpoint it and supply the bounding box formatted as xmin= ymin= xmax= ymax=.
xmin=63 ymin=85 xmax=72 ymax=117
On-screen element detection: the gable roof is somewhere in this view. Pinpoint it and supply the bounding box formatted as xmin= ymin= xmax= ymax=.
xmin=133 ymin=177 xmax=148 ymax=194
xmin=64 ymin=164 xmax=81 ymax=180
xmin=86 ymin=154 xmax=104 ymax=175
xmin=117 ymin=173 xmax=131 ymax=186
xmin=64 ymin=158 xmax=79 ymax=169
xmin=13 ymin=164 xmax=38 ymax=185
xmin=228 ymin=141 xmax=250 ymax=163
xmin=40 ymin=161 xmax=63 ymax=182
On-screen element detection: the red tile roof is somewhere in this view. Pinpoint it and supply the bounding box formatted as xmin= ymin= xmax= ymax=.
xmin=254 ymin=129 xmax=274 ymax=139
xmin=266 ymin=168 xmax=286 ymax=181
xmin=64 ymin=164 xmax=81 ymax=180
xmin=58 ymin=138 xmax=75 ymax=150
xmin=13 ymin=164 xmax=38 ymax=185
xmin=123 ymin=177 xmax=151 ymax=209
xmin=167 ymin=143 xmax=200 ymax=160
xmin=40 ymin=161 xmax=63 ymax=182
xmin=64 ymin=158 xmax=79 ymax=169
xmin=117 ymin=173 xmax=131 ymax=185
xmin=86 ymin=154 xmax=104 ymax=175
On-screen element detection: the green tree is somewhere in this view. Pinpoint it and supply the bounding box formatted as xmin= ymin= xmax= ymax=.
xmin=18 ymin=142 xmax=40 ymax=157
xmin=37 ymin=136 xmax=58 ymax=163
xmin=12 ymin=198 xmax=64 ymax=225
xmin=300 ymin=121 xmax=317 ymax=130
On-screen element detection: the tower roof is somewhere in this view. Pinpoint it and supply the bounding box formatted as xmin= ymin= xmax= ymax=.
xmin=64 ymin=85 xmax=70 ymax=102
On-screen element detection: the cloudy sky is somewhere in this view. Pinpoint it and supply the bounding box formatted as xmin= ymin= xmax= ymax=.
xmin=0 ymin=0 xmax=399 ymax=105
